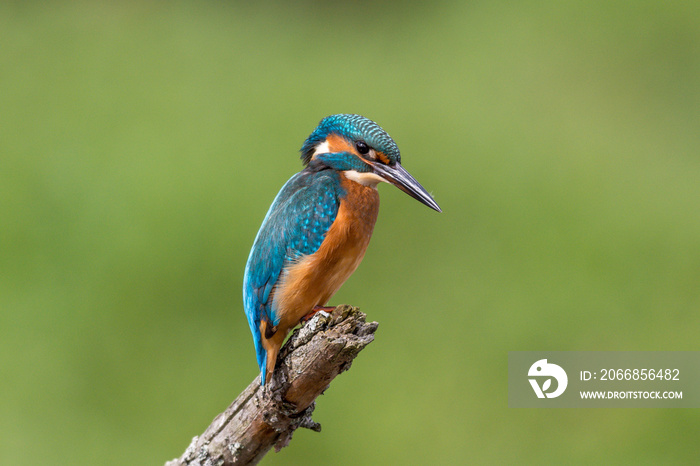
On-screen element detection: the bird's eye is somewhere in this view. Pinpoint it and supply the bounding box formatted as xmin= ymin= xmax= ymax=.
xmin=355 ymin=141 xmax=370 ymax=155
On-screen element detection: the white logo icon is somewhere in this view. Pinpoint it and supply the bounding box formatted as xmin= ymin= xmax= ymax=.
xmin=528 ymin=359 xmax=568 ymax=398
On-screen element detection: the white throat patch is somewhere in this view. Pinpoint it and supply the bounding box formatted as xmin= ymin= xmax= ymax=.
xmin=344 ymin=170 xmax=388 ymax=187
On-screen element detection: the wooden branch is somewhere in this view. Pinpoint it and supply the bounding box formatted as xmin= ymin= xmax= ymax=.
xmin=165 ymin=305 xmax=378 ymax=466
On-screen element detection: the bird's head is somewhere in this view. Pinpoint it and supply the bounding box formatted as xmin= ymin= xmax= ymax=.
xmin=300 ymin=114 xmax=441 ymax=212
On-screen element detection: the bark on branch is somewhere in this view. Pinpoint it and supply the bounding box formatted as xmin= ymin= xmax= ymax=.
xmin=165 ymin=305 xmax=378 ymax=466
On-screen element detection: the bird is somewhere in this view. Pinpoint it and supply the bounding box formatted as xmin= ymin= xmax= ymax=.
xmin=243 ymin=114 xmax=441 ymax=384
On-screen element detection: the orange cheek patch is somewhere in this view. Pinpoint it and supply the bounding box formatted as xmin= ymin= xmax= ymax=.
xmin=326 ymin=134 xmax=358 ymax=155
xmin=376 ymin=151 xmax=390 ymax=164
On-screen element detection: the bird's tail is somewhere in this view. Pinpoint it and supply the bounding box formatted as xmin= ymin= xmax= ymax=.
xmin=257 ymin=345 xmax=268 ymax=385
xmin=244 ymin=309 xmax=269 ymax=385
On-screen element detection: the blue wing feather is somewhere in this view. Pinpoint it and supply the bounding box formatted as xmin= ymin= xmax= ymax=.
xmin=243 ymin=168 xmax=342 ymax=382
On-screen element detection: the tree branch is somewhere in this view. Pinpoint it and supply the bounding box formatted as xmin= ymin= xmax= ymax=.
xmin=165 ymin=305 xmax=378 ymax=466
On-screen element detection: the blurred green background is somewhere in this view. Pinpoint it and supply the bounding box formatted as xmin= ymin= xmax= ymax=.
xmin=2 ymin=1 xmax=698 ymax=464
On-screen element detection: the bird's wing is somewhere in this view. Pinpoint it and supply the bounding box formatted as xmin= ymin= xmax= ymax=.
xmin=243 ymin=169 xmax=340 ymax=369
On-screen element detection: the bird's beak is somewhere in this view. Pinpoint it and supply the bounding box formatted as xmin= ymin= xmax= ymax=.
xmin=372 ymin=162 xmax=442 ymax=212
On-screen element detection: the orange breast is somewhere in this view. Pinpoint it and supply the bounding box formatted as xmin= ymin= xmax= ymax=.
xmin=273 ymin=175 xmax=380 ymax=329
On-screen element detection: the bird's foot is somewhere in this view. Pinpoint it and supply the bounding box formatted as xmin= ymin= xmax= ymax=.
xmin=300 ymin=305 xmax=336 ymax=323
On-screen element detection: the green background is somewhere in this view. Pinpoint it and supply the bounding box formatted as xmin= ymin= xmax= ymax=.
xmin=2 ymin=1 xmax=698 ymax=464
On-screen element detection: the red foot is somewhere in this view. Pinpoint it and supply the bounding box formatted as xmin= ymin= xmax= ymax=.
xmin=300 ymin=305 xmax=336 ymax=323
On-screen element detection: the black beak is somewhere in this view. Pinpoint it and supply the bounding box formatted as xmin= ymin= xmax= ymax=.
xmin=373 ymin=162 xmax=442 ymax=212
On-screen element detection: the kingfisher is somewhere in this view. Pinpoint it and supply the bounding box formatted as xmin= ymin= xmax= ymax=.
xmin=243 ymin=114 xmax=441 ymax=384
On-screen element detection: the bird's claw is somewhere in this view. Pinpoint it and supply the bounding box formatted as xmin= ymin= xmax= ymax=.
xmin=300 ymin=306 xmax=336 ymax=323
